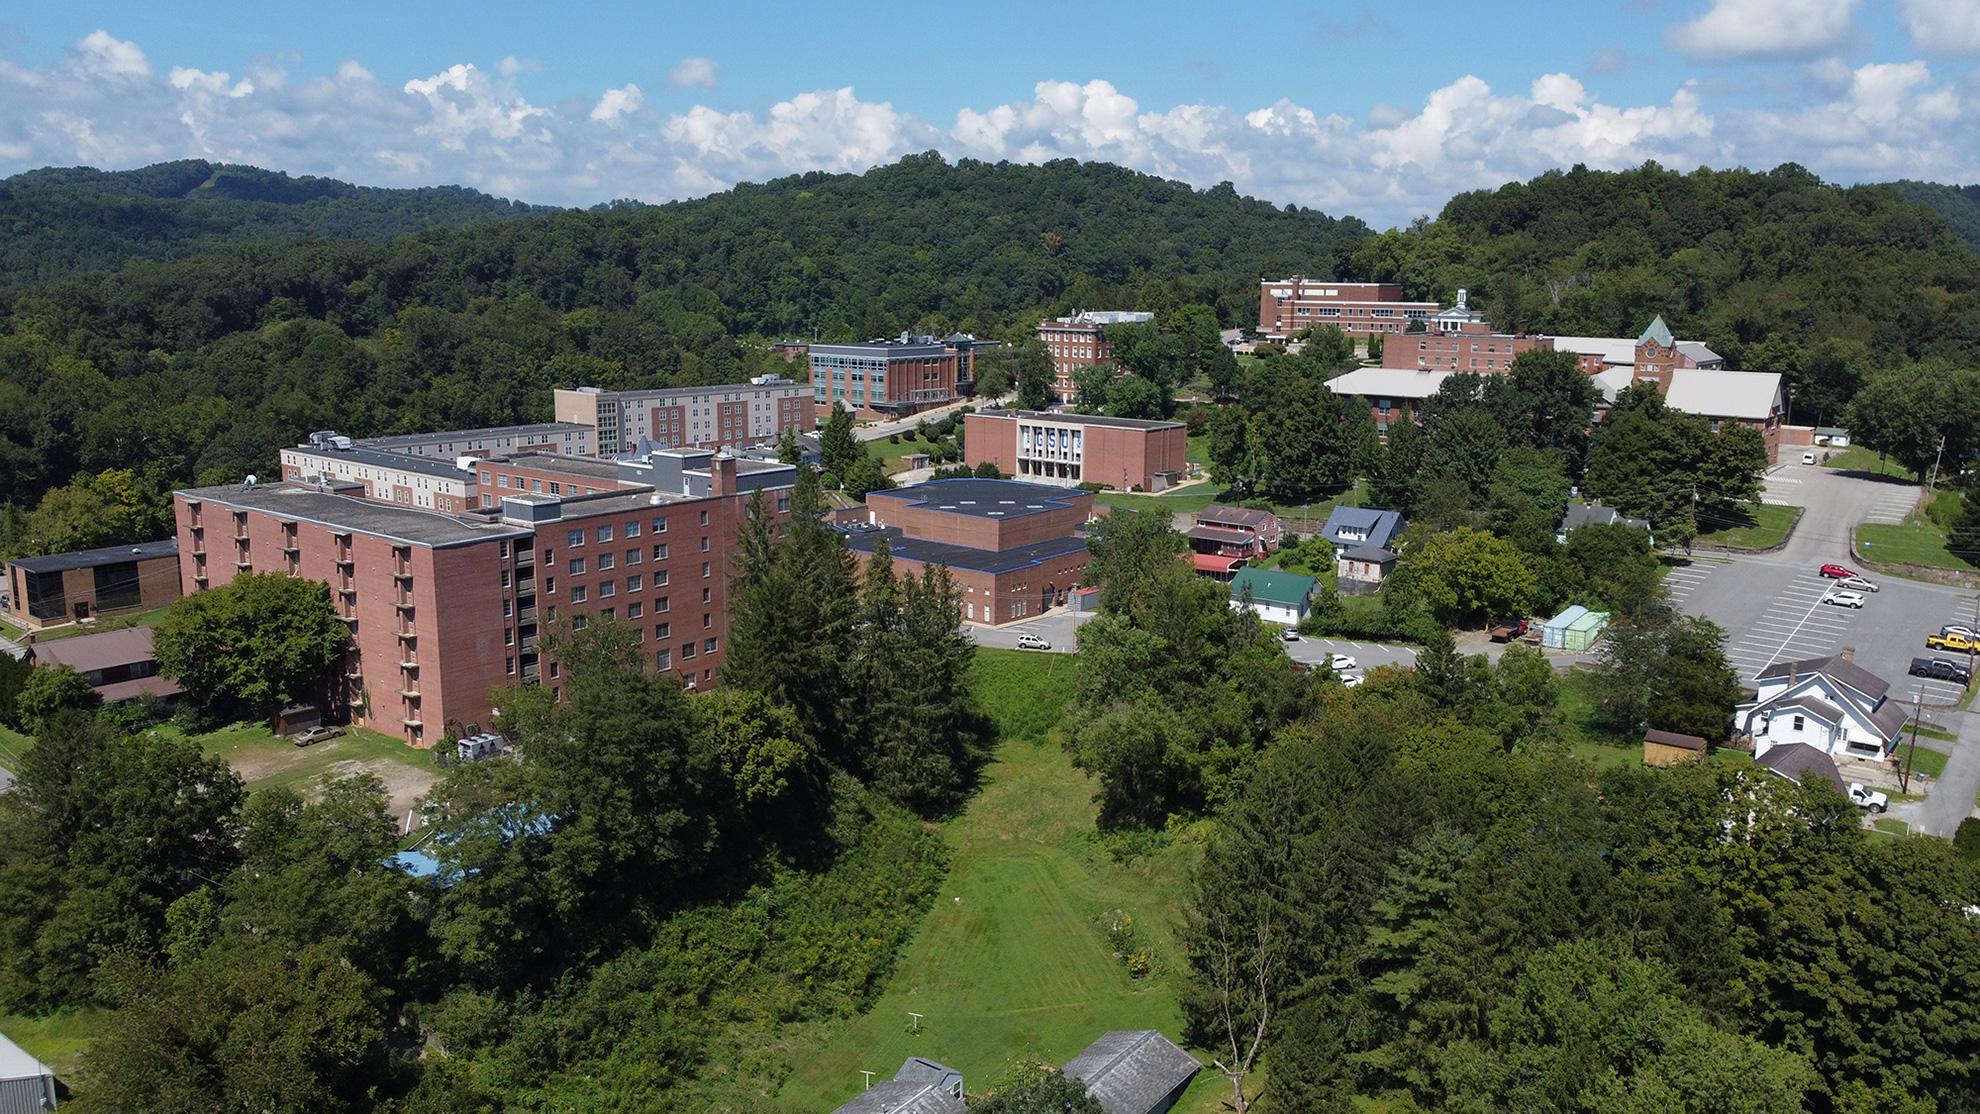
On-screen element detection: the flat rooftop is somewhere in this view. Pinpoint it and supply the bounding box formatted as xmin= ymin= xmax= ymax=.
xmin=976 ymin=408 xmax=1184 ymax=431
xmin=868 ymin=478 xmax=1083 ymax=520
xmin=358 ymin=421 xmax=591 ymax=447
xmin=841 ymin=525 xmax=1090 ymax=575
xmin=180 ymin=482 xmax=529 ymax=548
xmin=286 ymin=442 xmax=474 ymax=480
xmin=10 ymin=538 xmax=178 ymax=574
xmin=571 ymin=378 xmax=804 ymax=400
xmin=488 ymin=452 xmax=627 ymax=481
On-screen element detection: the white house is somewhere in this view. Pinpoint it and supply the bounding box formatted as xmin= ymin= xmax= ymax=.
xmin=1734 ymin=654 xmax=1908 ymax=761
xmin=1227 ymin=567 xmax=1319 ymax=627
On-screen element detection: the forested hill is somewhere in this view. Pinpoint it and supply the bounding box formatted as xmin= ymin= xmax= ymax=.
xmin=1352 ymin=163 xmax=1980 ymax=409
xmin=0 ymin=159 xmax=548 ymax=284
xmin=1884 ymin=179 xmax=1980 ymax=255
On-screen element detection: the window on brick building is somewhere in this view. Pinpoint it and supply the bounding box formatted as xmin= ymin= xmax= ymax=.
xmin=653 ymin=543 xmax=668 ymax=560
xmin=598 ymin=525 xmax=613 ymax=543
xmin=627 ymin=574 xmax=642 ymax=592
xmin=655 ymin=649 xmax=671 ymax=670
xmin=599 ymin=580 xmax=615 ymax=598
xmin=655 ymin=597 xmax=669 ymax=614
xmin=567 ymin=529 xmax=584 ymax=547
xmin=570 ymin=585 xmax=587 ymax=603
xmin=628 ymin=601 xmax=643 ymax=619
xmin=568 ymin=557 xmax=585 ymax=574
xmin=626 ymin=548 xmax=640 ymax=565
xmin=701 ymin=587 xmax=711 ymax=603
xmin=653 ymin=516 xmax=668 ymax=533
xmin=625 ymin=521 xmax=640 ymax=538
xmin=654 ymin=570 xmax=669 ymax=586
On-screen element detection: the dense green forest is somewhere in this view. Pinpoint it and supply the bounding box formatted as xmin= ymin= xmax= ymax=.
xmin=0 ymin=160 xmax=547 ymax=285
xmin=1886 ymin=179 xmax=1980 ymax=255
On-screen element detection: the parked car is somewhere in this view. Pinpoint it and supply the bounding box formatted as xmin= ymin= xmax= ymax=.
xmin=1910 ymin=657 xmax=1973 ymax=683
xmin=293 ymin=726 xmax=344 ymax=748
xmin=1015 ymin=633 xmax=1051 ymax=651
xmin=1837 ymin=575 xmax=1879 ymax=593
xmin=1818 ymin=563 xmax=1855 ymax=579
xmin=1823 ymin=590 xmax=1866 ymax=609
xmin=1340 ymin=673 xmax=1365 ymax=688
xmin=1942 ymin=624 xmax=1978 ymax=640
xmin=1847 ymin=783 xmax=1889 ymax=813
xmin=1927 ymin=631 xmax=1980 ymax=652
xmin=1329 ymin=653 xmax=1358 ymax=672
xmin=1281 ymin=628 xmax=1301 ymax=642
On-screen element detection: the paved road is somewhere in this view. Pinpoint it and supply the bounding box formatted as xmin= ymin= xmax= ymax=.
xmin=1910 ymin=707 xmax=1980 ymax=837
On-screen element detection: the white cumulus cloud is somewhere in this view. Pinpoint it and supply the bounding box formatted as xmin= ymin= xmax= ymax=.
xmin=591 ymin=83 xmax=643 ymax=123
xmin=667 ymin=56 xmax=719 ymax=90
xmin=1896 ymin=0 xmax=1980 ymax=53
xmin=74 ymin=30 xmax=150 ymax=80
xmin=1667 ymin=0 xmax=1861 ymax=59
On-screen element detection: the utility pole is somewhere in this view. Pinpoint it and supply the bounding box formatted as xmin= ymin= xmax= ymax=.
xmin=1926 ymin=434 xmax=1947 ymax=497
xmin=1901 ymin=691 xmax=1922 ymax=794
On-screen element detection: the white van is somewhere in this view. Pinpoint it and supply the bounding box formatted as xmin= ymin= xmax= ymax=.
xmin=1801 ymin=450 xmax=1817 ymax=465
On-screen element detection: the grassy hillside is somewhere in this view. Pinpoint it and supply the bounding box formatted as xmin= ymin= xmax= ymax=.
xmin=0 ymin=159 xmax=546 ymax=284
xmin=781 ymin=649 xmax=1228 ymax=1111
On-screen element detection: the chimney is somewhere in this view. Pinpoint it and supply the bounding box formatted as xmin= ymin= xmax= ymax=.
xmin=710 ymin=450 xmax=738 ymax=497
xmin=1838 ymin=645 xmax=1855 ymax=662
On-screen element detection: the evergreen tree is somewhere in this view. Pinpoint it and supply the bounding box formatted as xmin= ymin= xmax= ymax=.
xmin=722 ymin=468 xmax=859 ymax=762
xmin=1367 ymin=418 xmax=1425 ymax=513
xmin=819 ymin=402 xmax=860 ymax=480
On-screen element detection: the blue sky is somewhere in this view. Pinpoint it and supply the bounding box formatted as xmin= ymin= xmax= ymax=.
xmin=4 ymin=2 xmax=1979 ymax=225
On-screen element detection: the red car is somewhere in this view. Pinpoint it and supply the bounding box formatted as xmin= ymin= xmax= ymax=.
xmin=1819 ymin=564 xmax=1855 ymax=579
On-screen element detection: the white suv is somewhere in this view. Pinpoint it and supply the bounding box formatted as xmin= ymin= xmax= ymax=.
xmin=1015 ymin=633 xmax=1051 ymax=651
xmin=1823 ymin=590 xmax=1866 ymax=609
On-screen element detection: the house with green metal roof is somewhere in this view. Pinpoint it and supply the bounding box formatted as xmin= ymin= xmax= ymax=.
xmin=1228 ymin=567 xmax=1319 ymax=626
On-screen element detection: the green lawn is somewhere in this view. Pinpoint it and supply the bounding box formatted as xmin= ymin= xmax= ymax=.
xmin=0 ymin=1008 xmax=108 ymax=1078
xmin=1185 ymin=431 xmax=1211 ymax=467
xmin=1821 ymin=445 xmax=1918 ymax=480
xmin=0 ymin=723 xmax=29 ymax=772
xmin=1095 ymin=480 xmax=1365 ymax=530
xmin=1899 ymin=743 xmax=1951 ymax=781
xmin=779 ymin=650 xmax=1230 ymax=1112
xmin=1857 ymin=515 xmax=1975 ymax=571
xmin=1870 ymin=817 xmax=1911 ymax=839
xmin=1694 ymin=503 xmax=1802 ymax=550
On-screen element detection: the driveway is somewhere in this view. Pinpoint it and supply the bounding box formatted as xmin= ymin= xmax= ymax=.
xmin=965 ymin=609 xmax=1092 ymax=654
xmin=1908 ymin=707 xmax=1980 ymax=837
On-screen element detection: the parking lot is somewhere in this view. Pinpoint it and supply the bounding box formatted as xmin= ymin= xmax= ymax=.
xmin=1671 ymin=463 xmax=1979 ymax=710
xmin=1281 ymin=634 xmax=1418 ymax=676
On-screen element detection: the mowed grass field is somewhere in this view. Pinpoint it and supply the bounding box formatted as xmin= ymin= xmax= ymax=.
xmin=1695 ymin=502 xmax=1802 ymax=550
xmin=779 ymin=649 xmax=1232 ymax=1111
